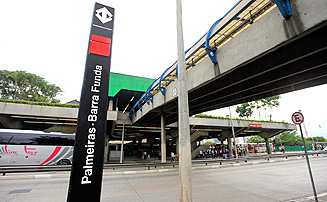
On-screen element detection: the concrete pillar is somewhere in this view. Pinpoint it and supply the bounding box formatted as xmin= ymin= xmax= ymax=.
xmin=176 ymin=136 xmax=179 ymax=157
xmin=229 ymin=107 xmax=238 ymax=159
xmin=108 ymin=99 xmax=114 ymax=110
xmin=177 ymin=0 xmax=192 ymax=200
xmin=104 ymin=134 xmax=109 ymax=163
xmin=265 ymin=138 xmax=272 ymax=154
xmin=161 ymin=112 xmax=167 ymax=163
xmin=120 ymin=123 xmax=125 ymax=163
xmin=227 ymin=138 xmax=232 ymax=158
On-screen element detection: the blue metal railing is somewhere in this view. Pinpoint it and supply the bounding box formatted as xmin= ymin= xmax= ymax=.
xmin=129 ymin=0 xmax=281 ymax=121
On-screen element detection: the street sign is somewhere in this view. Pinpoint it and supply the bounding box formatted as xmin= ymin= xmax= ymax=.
xmin=67 ymin=3 xmax=114 ymax=202
xmin=291 ymin=112 xmax=304 ymax=125
xmin=249 ymin=124 xmax=262 ymax=128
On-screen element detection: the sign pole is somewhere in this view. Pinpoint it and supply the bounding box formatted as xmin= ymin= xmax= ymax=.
xmin=299 ymin=124 xmax=318 ymax=202
xmin=292 ymin=112 xmax=318 ymax=202
xmin=67 ymin=3 xmax=114 ymax=201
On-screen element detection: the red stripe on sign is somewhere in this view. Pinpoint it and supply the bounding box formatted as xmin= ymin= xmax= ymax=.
xmin=40 ymin=146 xmax=62 ymax=165
xmin=91 ymin=34 xmax=111 ymax=44
xmin=89 ymin=34 xmax=111 ymax=57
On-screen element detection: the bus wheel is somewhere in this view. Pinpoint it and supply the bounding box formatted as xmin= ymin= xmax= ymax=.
xmin=57 ymin=159 xmax=70 ymax=165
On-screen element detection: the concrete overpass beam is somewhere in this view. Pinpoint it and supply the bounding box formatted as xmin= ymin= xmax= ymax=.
xmin=221 ymin=130 xmax=232 ymax=142
xmin=0 ymin=115 xmax=23 ymax=129
xmin=170 ymin=128 xmax=179 ymax=138
xmin=44 ymin=125 xmax=76 ymax=134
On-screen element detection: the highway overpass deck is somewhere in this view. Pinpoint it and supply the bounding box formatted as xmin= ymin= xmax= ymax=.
xmin=129 ymin=0 xmax=327 ymax=126
xmin=0 ymin=102 xmax=295 ymax=141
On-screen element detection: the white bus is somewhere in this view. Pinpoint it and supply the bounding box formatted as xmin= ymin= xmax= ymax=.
xmin=0 ymin=129 xmax=74 ymax=166
xmin=237 ymin=143 xmax=273 ymax=153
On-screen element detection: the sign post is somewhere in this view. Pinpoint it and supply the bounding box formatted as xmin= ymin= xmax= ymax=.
xmin=67 ymin=3 xmax=114 ymax=202
xmin=291 ymin=112 xmax=318 ymax=202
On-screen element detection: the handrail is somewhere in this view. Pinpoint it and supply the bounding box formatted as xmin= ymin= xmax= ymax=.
xmin=128 ymin=0 xmax=277 ymax=120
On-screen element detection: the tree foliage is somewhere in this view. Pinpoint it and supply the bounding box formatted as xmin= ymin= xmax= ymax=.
xmin=236 ymin=103 xmax=255 ymax=118
xmin=0 ymin=70 xmax=62 ymax=103
xmin=274 ymin=131 xmax=303 ymax=146
xmin=236 ymin=96 xmax=281 ymax=119
xmin=248 ymin=131 xmax=327 ymax=146
xmin=272 ymin=131 xmax=327 ymax=146
xmin=247 ymin=135 xmax=265 ymax=143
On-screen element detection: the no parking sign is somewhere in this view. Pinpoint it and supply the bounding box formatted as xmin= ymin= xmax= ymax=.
xmin=291 ymin=112 xmax=304 ymax=125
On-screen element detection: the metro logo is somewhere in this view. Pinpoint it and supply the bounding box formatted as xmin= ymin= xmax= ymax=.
xmin=95 ymin=7 xmax=113 ymax=24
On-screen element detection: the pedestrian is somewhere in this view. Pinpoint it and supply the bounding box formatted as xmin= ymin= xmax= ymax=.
xmin=171 ymin=151 xmax=175 ymax=162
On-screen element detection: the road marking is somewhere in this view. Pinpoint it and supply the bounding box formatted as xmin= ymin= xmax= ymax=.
xmin=35 ymin=174 xmax=52 ymax=178
xmin=123 ymin=171 xmax=136 ymax=174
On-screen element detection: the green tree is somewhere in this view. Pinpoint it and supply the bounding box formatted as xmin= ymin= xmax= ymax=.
xmin=306 ymin=136 xmax=327 ymax=144
xmin=0 ymin=70 xmax=62 ymax=103
xmin=236 ymin=103 xmax=255 ymax=118
xmin=273 ymin=131 xmax=311 ymax=146
xmin=236 ymin=96 xmax=281 ymax=119
xmin=247 ymin=135 xmax=265 ymax=143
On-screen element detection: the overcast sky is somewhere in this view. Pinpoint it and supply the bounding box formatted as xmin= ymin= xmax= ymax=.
xmin=0 ymin=0 xmax=326 ymax=138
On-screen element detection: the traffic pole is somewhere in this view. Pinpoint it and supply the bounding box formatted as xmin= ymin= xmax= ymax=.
xmin=176 ymin=0 xmax=193 ymax=201
xmin=299 ymin=124 xmax=318 ymax=202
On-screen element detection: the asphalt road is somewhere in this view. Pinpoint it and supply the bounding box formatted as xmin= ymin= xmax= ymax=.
xmin=0 ymin=156 xmax=326 ymax=202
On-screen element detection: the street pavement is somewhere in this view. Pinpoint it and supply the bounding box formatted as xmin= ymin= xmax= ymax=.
xmin=0 ymin=153 xmax=326 ymax=202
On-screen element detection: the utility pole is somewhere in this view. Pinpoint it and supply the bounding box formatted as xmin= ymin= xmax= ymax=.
xmin=176 ymin=0 xmax=192 ymax=201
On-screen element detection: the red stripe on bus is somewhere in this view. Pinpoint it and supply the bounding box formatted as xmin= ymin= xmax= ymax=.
xmin=40 ymin=146 xmax=62 ymax=165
